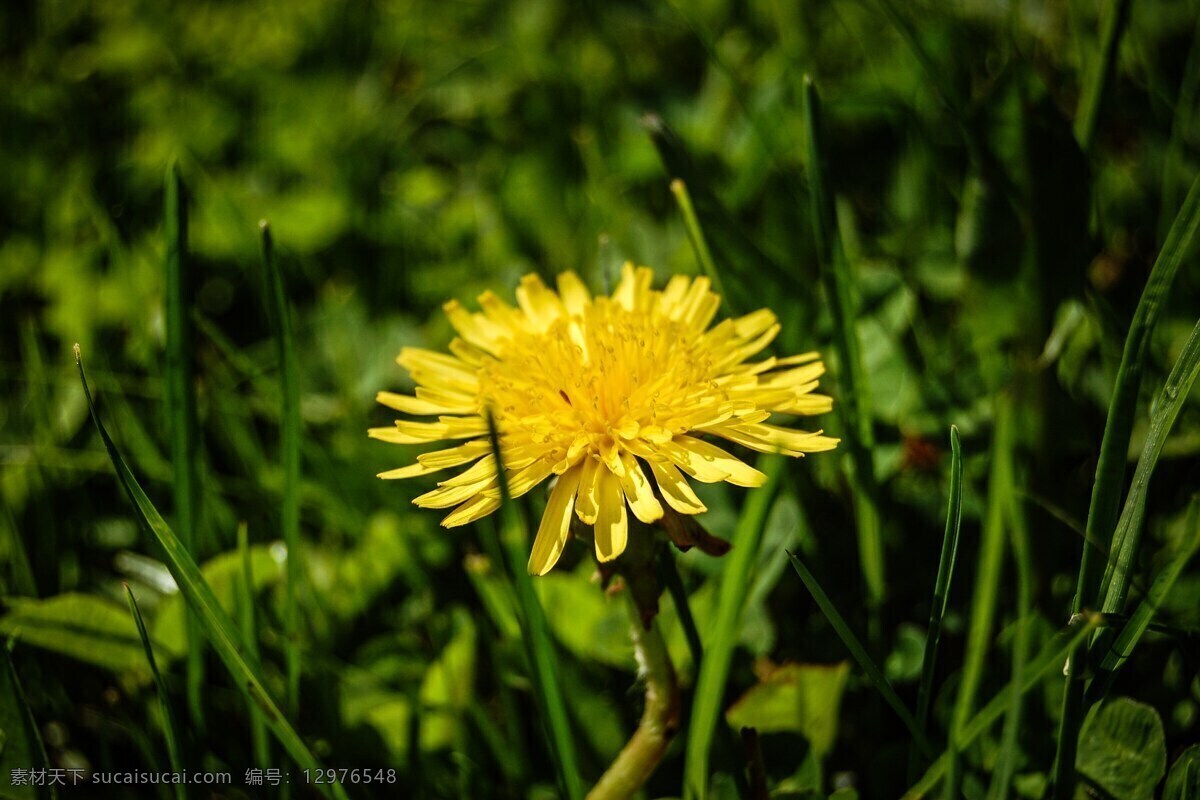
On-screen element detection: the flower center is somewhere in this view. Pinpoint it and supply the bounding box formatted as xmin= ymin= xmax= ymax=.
xmin=478 ymin=297 xmax=713 ymax=462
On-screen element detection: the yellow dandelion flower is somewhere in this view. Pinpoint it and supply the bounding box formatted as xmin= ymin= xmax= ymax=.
xmin=372 ymin=263 xmax=838 ymax=575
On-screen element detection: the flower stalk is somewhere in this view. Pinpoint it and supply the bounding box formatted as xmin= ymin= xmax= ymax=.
xmin=587 ymin=584 xmax=679 ymax=800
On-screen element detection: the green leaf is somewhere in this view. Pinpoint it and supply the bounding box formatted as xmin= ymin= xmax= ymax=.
xmin=163 ymin=162 xmax=205 ymax=730
xmin=0 ymin=593 xmax=166 ymax=674
xmin=725 ymin=661 xmax=850 ymax=758
xmin=0 ymin=647 xmax=53 ymax=800
xmin=903 ymin=613 xmax=1102 ymax=799
xmin=1164 ymin=744 xmax=1200 ymax=800
xmin=152 ymin=545 xmax=285 ymax=656
xmin=75 ymin=347 xmax=348 ymax=800
xmin=911 ymin=426 xmax=963 ymax=780
xmin=683 ymin=455 xmax=783 ymax=800
xmin=1057 ymin=172 xmax=1200 ymax=799
xmin=125 ymin=585 xmax=186 ymax=800
xmin=787 ymin=552 xmax=934 ymax=760
xmin=1076 ymin=698 xmax=1166 ymax=800
xmin=535 ymin=567 xmax=633 ymax=671
xmin=260 ymin=222 xmax=302 ymax=720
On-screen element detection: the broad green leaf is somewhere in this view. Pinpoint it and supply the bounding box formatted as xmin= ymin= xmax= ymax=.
xmin=725 ymin=661 xmax=850 ymax=757
xmin=1076 ymin=698 xmax=1166 ymax=800
xmin=0 ymin=593 xmax=165 ymax=674
xmin=535 ymin=567 xmax=633 ymax=671
xmin=152 ymin=545 xmax=284 ymax=656
xmin=1164 ymin=744 xmax=1200 ymax=800
xmin=419 ymin=609 xmax=477 ymax=751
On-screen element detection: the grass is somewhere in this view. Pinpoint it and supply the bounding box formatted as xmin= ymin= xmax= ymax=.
xmin=76 ymin=347 xmax=349 ymax=800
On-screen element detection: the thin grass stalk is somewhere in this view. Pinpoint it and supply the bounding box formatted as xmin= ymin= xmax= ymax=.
xmin=76 ymin=347 xmax=348 ymax=800
xmin=909 ymin=426 xmax=964 ymax=782
xmin=657 ymin=550 xmax=751 ymax=800
xmin=1055 ymin=173 xmax=1200 ymax=799
xmin=946 ymin=394 xmax=1013 ymax=799
xmin=683 ymin=455 xmax=784 ymax=800
xmin=988 ymin=471 xmax=1034 ymax=800
xmin=260 ymin=222 xmax=302 ymax=721
xmin=1090 ymin=497 xmax=1200 ymax=703
xmin=163 ymin=162 xmax=205 ymax=732
xmin=125 ymin=585 xmax=186 ymax=800
xmin=233 ymin=522 xmax=270 ymax=769
xmin=1073 ymin=0 xmax=1133 ymax=152
xmin=1097 ymin=317 xmax=1200 ymax=613
xmin=670 ymin=178 xmax=728 ymax=302
xmin=484 ymin=415 xmax=584 ymax=800
xmin=787 ymin=551 xmax=936 ymax=760
xmin=802 ymin=74 xmax=885 ymax=621
xmin=0 ymin=645 xmax=51 ymax=790
xmin=903 ymin=613 xmax=1103 ymax=800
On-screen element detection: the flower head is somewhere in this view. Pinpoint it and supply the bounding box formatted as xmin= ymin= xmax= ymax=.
xmin=372 ymin=264 xmax=837 ymax=574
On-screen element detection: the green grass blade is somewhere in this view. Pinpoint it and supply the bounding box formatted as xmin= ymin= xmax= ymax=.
xmin=787 ymin=550 xmax=936 ymax=760
xmin=683 ymin=455 xmax=784 ymax=800
xmin=233 ymin=521 xmax=270 ymax=768
xmin=670 ymin=178 xmax=729 ymax=303
xmin=910 ymin=426 xmax=964 ymax=781
xmin=163 ymin=162 xmax=206 ymax=732
xmin=0 ymin=646 xmax=54 ymax=800
xmin=484 ymin=414 xmax=584 ymax=800
xmin=1074 ymin=0 xmax=1133 ymax=152
xmin=1056 ymin=172 xmax=1200 ymax=800
xmin=641 ymin=114 xmax=795 ymax=294
xmin=988 ymin=468 xmax=1034 ymax=800
xmin=872 ymin=0 xmax=964 ymax=117
xmin=1098 ymin=318 xmax=1200 ymax=614
xmin=946 ymin=394 xmax=1013 ymax=799
xmin=260 ymin=221 xmax=303 ymax=721
xmin=658 ymin=549 xmax=751 ymax=800
xmin=1090 ymin=498 xmax=1200 ymax=702
xmin=802 ymin=74 xmax=885 ymax=618
xmin=124 ymin=584 xmax=186 ymax=800
xmin=75 ymin=347 xmax=348 ymax=800
xmin=903 ymin=613 xmax=1103 ymax=800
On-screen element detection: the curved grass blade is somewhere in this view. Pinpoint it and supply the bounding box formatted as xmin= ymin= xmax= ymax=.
xmin=683 ymin=455 xmax=784 ymax=800
xmin=903 ymin=613 xmax=1103 ymax=799
xmin=163 ymin=162 xmax=206 ymax=731
xmin=75 ymin=346 xmax=348 ymax=800
xmin=1098 ymin=317 xmax=1200 ymax=614
xmin=260 ymin=221 xmax=302 ymax=721
xmin=802 ymin=74 xmax=885 ymax=622
xmin=1090 ymin=497 xmax=1200 ymax=703
xmin=125 ymin=584 xmax=186 ymax=800
xmin=1056 ymin=172 xmax=1200 ymax=800
xmin=484 ymin=414 xmax=584 ymax=800
xmin=946 ymin=395 xmax=1013 ymax=799
xmin=909 ymin=426 xmax=964 ymax=781
xmin=787 ymin=550 xmax=936 ymax=761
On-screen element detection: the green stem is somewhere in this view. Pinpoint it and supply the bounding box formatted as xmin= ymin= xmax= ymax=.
xmin=587 ymin=592 xmax=680 ymax=800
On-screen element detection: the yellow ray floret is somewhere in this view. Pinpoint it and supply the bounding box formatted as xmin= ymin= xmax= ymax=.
xmin=373 ymin=264 xmax=838 ymax=574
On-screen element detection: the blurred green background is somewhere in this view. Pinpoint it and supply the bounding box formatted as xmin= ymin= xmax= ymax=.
xmin=2 ymin=0 xmax=1200 ymax=797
